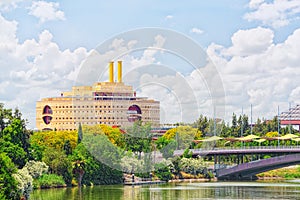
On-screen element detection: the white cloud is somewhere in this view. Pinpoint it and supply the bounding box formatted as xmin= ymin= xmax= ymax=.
xmin=244 ymin=0 xmax=300 ymax=28
xmin=207 ymin=26 xmax=300 ymax=122
xmin=190 ymin=27 xmax=204 ymax=35
xmin=0 ymin=14 xmax=89 ymax=128
xmin=0 ymin=0 xmax=23 ymax=11
xmin=248 ymin=0 xmax=264 ymax=9
xmin=28 ymin=1 xmax=65 ymax=23
xmin=226 ymin=27 xmax=274 ymax=56
xmin=165 ymin=15 xmax=173 ymax=20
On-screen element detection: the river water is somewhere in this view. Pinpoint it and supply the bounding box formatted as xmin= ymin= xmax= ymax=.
xmin=31 ymin=181 xmax=300 ymax=200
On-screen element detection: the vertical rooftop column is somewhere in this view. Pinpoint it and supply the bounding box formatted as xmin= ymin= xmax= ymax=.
xmin=118 ymin=60 xmax=122 ymax=83
xmin=109 ymin=61 xmax=114 ymax=83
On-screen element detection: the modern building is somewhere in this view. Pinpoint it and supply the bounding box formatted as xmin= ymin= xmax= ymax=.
xmin=36 ymin=61 xmax=160 ymax=131
xmin=280 ymin=104 xmax=300 ymax=131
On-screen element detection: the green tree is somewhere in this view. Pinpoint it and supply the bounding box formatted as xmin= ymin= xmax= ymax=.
xmin=154 ymin=162 xmax=172 ymax=181
xmin=63 ymin=140 xmax=72 ymax=156
xmin=124 ymin=121 xmax=152 ymax=158
xmin=192 ymin=115 xmax=208 ymax=137
xmin=71 ymin=143 xmax=123 ymax=185
xmin=0 ymin=153 xmax=18 ymax=200
xmin=42 ymin=149 xmax=72 ymax=186
xmin=164 ymin=126 xmax=201 ymax=149
xmin=78 ymin=123 xmax=83 ymax=144
xmin=0 ymin=106 xmax=30 ymax=168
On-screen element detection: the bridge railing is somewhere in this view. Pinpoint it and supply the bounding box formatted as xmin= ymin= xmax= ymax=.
xmin=197 ymin=145 xmax=300 ymax=151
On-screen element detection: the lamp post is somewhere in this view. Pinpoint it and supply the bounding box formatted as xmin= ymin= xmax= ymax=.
xmin=278 ymin=105 xmax=280 ymax=147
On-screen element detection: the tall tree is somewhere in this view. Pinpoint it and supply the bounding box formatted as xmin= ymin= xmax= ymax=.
xmin=78 ymin=123 xmax=83 ymax=144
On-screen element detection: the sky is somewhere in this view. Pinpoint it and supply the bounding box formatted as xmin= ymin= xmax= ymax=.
xmin=1 ymin=0 xmax=300 ymax=128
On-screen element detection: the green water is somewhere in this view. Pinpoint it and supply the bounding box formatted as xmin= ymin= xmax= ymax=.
xmin=31 ymin=181 xmax=300 ymax=200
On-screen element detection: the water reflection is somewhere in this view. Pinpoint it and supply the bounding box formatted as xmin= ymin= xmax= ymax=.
xmin=31 ymin=181 xmax=300 ymax=200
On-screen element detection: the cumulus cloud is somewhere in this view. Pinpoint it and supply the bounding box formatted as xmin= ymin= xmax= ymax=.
xmin=28 ymin=1 xmax=65 ymax=23
xmin=207 ymin=26 xmax=300 ymax=121
xmin=244 ymin=0 xmax=300 ymax=28
xmin=190 ymin=27 xmax=204 ymax=35
xmin=0 ymin=14 xmax=89 ymax=128
xmin=0 ymin=0 xmax=24 ymax=11
xmin=226 ymin=27 xmax=274 ymax=56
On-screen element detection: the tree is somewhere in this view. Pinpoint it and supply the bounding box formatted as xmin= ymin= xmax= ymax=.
xmin=124 ymin=121 xmax=152 ymax=158
xmin=77 ymin=123 xmax=83 ymax=144
xmin=154 ymin=162 xmax=172 ymax=181
xmin=63 ymin=140 xmax=72 ymax=156
xmin=192 ymin=115 xmax=208 ymax=137
xmin=42 ymin=149 xmax=72 ymax=186
xmin=71 ymin=143 xmax=123 ymax=186
xmin=163 ymin=126 xmax=201 ymax=149
xmin=0 ymin=153 xmax=18 ymax=200
xmin=156 ymin=137 xmax=177 ymax=159
xmin=0 ymin=106 xmax=30 ymax=168
xmin=13 ymin=161 xmax=48 ymax=200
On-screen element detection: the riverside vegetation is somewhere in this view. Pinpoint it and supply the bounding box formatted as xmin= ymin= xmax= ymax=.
xmin=0 ymin=103 xmax=300 ymax=199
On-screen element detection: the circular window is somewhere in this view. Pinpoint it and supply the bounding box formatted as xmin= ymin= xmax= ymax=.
xmin=127 ymin=105 xmax=142 ymax=122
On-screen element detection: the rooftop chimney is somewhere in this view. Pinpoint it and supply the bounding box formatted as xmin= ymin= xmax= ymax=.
xmin=109 ymin=61 xmax=114 ymax=83
xmin=117 ymin=61 xmax=122 ymax=83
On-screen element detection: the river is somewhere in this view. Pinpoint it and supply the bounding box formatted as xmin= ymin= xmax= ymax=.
xmin=31 ymin=181 xmax=300 ymax=200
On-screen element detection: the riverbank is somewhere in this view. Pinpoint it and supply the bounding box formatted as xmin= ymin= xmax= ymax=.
xmin=169 ymin=178 xmax=217 ymax=183
xmin=257 ymin=165 xmax=300 ymax=179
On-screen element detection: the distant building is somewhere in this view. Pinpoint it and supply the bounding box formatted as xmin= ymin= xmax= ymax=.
xmin=280 ymin=104 xmax=300 ymax=131
xmin=36 ymin=61 xmax=160 ymax=131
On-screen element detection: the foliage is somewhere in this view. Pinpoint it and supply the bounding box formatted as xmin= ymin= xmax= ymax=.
xmin=70 ymin=143 xmax=123 ymax=185
xmin=24 ymin=160 xmax=48 ymax=179
xmin=154 ymin=162 xmax=172 ymax=181
xmin=42 ymin=149 xmax=72 ymax=186
xmin=13 ymin=161 xmax=48 ymax=199
xmin=63 ymin=140 xmax=72 ymax=156
xmin=155 ymin=137 xmax=177 ymax=159
xmin=82 ymin=124 xmax=124 ymax=147
xmin=13 ymin=167 xmax=33 ymax=200
xmin=257 ymin=166 xmax=300 ymax=179
xmin=0 ymin=104 xmax=30 ymax=168
xmin=78 ymin=123 xmax=83 ymax=144
xmin=0 ymin=139 xmax=27 ymax=168
xmin=30 ymin=130 xmax=77 ymax=154
xmin=179 ymin=157 xmax=208 ymax=176
xmin=121 ymin=154 xmax=144 ymax=174
xmin=182 ymin=148 xmax=193 ymax=158
xmin=163 ymin=126 xmax=201 ymax=149
xmin=34 ymin=174 xmax=66 ymax=188
xmin=124 ymin=122 xmax=152 ymax=158
xmin=0 ymin=153 xmax=18 ymax=200
xmin=265 ymin=131 xmax=279 ymax=138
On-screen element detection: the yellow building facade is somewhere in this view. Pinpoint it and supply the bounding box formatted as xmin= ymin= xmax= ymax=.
xmin=36 ymin=61 xmax=160 ymax=131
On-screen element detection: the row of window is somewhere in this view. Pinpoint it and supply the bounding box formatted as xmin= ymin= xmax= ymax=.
xmin=55 ymin=105 xmax=126 ymax=109
xmin=55 ymin=116 xmax=122 ymax=120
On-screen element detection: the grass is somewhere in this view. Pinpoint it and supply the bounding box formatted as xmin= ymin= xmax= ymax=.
xmin=257 ymin=166 xmax=300 ymax=179
xmin=34 ymin=174 xmax=66 ymax=189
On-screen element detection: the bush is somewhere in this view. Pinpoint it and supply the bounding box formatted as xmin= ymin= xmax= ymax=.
xmin=154 ymin=162 xmax=172 ymax=182
xmin=34 ymin=174 xmax=66 ymax=189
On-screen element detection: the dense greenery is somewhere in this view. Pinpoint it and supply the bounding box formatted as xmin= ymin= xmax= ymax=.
xmin=34 ymin=174 xmax=66 ymax=189
xmin=1 ymin=101 xmax=300 ymax=199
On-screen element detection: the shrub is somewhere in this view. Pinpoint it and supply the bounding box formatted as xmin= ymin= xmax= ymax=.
xmin=154 ymin=162 xmax=172 ymax=182
xmin=34 ymin=174 xmax=66 ymax=189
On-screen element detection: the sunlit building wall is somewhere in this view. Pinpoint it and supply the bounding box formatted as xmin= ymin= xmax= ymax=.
xmin=36 ymin=61 xmax=160 ymax=131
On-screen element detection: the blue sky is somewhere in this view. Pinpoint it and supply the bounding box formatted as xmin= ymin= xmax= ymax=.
xmin=1 ymin=0 xmax=300 ymax=128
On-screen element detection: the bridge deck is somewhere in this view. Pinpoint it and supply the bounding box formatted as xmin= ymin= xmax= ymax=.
xmin=174 ymin=146 xmax=300 ymax=156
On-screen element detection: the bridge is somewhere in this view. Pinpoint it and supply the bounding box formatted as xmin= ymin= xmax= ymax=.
xmin=173 ymin=146 xmax=300 ymax=180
